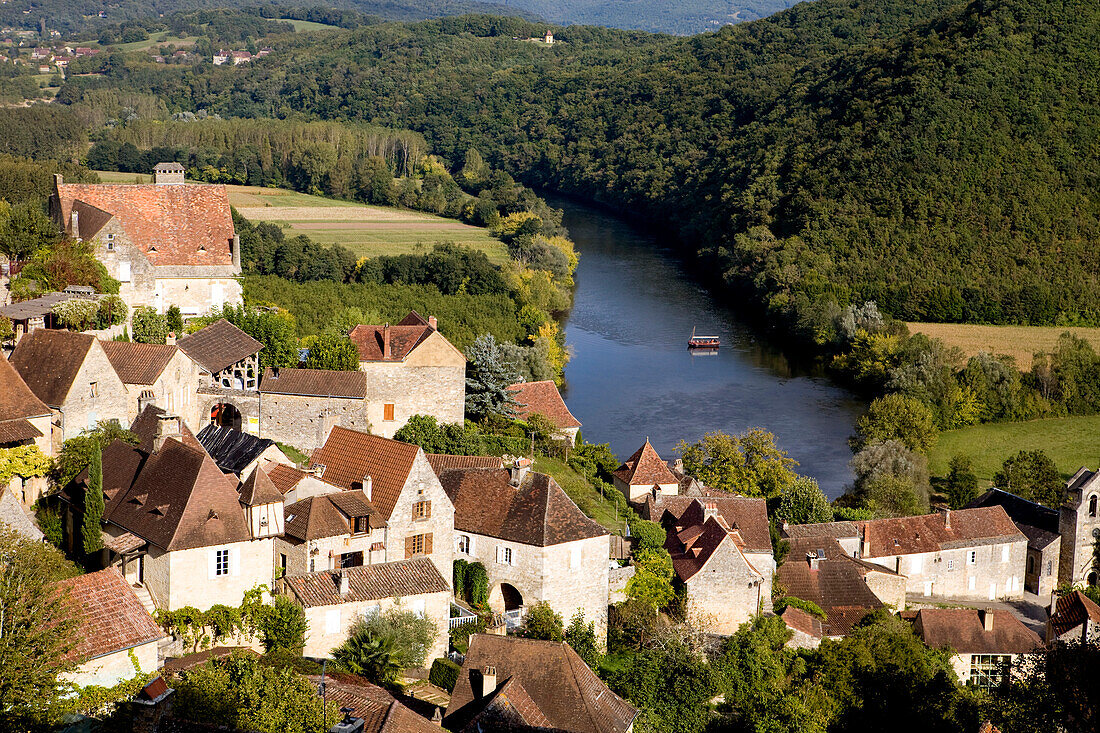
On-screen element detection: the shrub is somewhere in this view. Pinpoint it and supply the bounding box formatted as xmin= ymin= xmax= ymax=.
xmin=453 ymin=559 xmax=468 ymax=601
xmin=519 ymin=601 xmax=564 ymax=641
xmin=132 ymin=305 xmax=167 ymax=344
xmin=465 ymin=562 xmax=489 ymax=608
xmin=429 ymin=658 xmax=461 ymax=692
xmin=255 ymin=595 xmax=307 ymax=654
xmin=628 ymin=519 xmax=666 ymax=552
xmin=774 ymin=596 xmax=827 ymax=620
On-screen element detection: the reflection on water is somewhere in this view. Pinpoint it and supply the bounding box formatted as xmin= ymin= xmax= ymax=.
xmin=554 ymin=196 xmax=864 ymax=499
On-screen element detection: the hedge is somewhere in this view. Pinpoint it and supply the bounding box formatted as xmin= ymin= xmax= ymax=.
xmin=429 ymin=657 xmax=461 ymax=692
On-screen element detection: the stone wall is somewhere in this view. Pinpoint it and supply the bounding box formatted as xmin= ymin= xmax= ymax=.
xmin=864 ymin=568 xmax=908 ymax=610
xmin=159 ymin=538 xmax=275 ymax=611
xmin=260 ymin=392 xmax=370 ymax=452
xmin=608 ymin=565 xmax=635 ymax=605
xmin=62 ymin=639 xmax=160 ymax=688
xmin=1059 ymin=486 xmax=1100 ymax=587
xmin=154 ymin=276 xmax=242 ymax=317
xmin=196 ymin=388 xmax=260 ymax=435
xmin=684 ymin=543 xmax=772 ymax=636
xmin=59 ymin=341 xmax=130 ymax=440
xmin=1026 ymin=542 xmax=1060 ymax=598
xmin=866 ymin=539 xmax=1028 ymax=600
xmin=121 ymin=348 xmax=204 ymax=430
xmin=383 ymin=452 xmax=455 ymax=584
xmin=275 ymin=525 xmax=387 ymax=577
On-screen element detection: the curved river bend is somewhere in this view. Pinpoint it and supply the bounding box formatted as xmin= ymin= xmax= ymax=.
xmin=555 ymin=197 xmax=864 ymax=499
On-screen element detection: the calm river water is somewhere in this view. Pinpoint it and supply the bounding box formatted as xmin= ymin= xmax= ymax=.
xmin=555 ymin=197 xmax=864 ymax=499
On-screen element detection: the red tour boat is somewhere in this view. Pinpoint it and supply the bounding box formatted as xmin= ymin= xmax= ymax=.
xmin=688 ymin=327 xmax=720 ymax=349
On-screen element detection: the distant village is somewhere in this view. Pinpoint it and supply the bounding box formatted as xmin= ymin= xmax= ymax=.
xmin=1 ymin=165 xmax=1098 ymax=731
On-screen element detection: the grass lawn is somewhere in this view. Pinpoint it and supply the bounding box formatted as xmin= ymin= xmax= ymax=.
xmin=281 ymin=18 xmax=343 ymax=31
xmin=928 ymin=414 xmax=1100 ymax=482
xmin=534 ymin=456 xmax=630 ymax=535
xmin=113 ymin=32 xmax=200 ymax=53
xmin=906 ymin=322 xmax=1100 ymax=366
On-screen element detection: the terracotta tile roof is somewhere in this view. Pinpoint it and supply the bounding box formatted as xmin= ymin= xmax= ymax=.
xmin=268 ymin=463 xmax=310 ymax=495
xmin=0 ymin=353 xmax=50 ymax=422
xmin=668 ymin=516 xmax=756 ymax=581
xmin=284 ymin=489 xmax=380 ymax=542
xmin=307 ymin=427 xmax=421 ymax=520
xmin=281 ymin=557 xmax=448 ymax=607
xmin=612 ymin=440 xmax=678 ymax=487
xmin=177 ymin=319 xmax=263 ymax=374
xmin=55 ymin=180 xmax=236 ymax=268
xmin=440 ymin=469 xmax=607 ymax=547
xmin=55 ymin=567 xmax=164 ymax=663
xmin=104 ymin=437 xmax=251 ymax=551
xmin=507 ymin=381 xmax=581 ymax=429
xmin=260 ymin=366 xmax=366 ymax=398
xmin=348 ymin=312 xmax=436 ymax=362
xmin=782 ymin=521 xmax=860 ymax=541
xmin=100 ymin=340 xmax=177 ymax=384
xmin=0 ymin=418 xmax=43 ymax=444
xmin=307 ymin=673 xmax=439 ymax=733
xmin=781 ymin=605 xmax=824 ymax=639
xmin=9 ymin=329 xmax=95 ymax=406
xmin=426 ymin=454 xmax=504 ymax=477
xmin=445 ymin=635 xmax=638 ymax=733
xmin=1048 ymin=590 xmax=1100 ymax=639
xmin=655 ymin=496 xmax=772 ymax=553
xmin=456 ymin=676 xmax=557 ymax=732
xmin=912 ymin=609 xmax=1042 ymax=655
xmin=967 ymin=489 xmax=1061 ymax=551
xmin=197 ymin=424 xmax=276 ymax=475
xmin=859 ymin=507 xmax=1026 ymax=557
xmin=238 ymin=465 xmax=283 ymax=506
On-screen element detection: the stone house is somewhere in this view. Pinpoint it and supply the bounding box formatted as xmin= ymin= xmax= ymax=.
xmin=276 ymin=487 xmax=386 ymax=576
xmin=177 ymin=319 xmax=263 ymax=435
xmin=858 ymin=507 xmax=1028 ymax=601
xmin=100 ymin=340 xmax=203 ymax=429
xmin=1046 ymin=589 xmax=1100 ymax=644
xmin=306 ymin=426 xmax=455 ymax=581
xmin=613 ymin=439 xmax=680 ymax=502
xmin=10 ymin=329 xmax=129 ymax=448
xmin=439 ymin=465 xmax=610 ymax=636
xmin=49 ymin=165 xmax=242 ymax=317
xmin=196 ymin=424 xmax=290 ymax=478
xmin=780 ymin=606 xmax=827 ymax=649
xmin=348 ymin=312 xmax=465 ymax=438
xmin=278 ymin=558 xmax=450 ymax=661
xmin=258 ymin=366 xmax=371 ymax=451
xmin=910 ymin=608 xmax=1042 ymax=689
xmin=0 ymin=350 xmax=53 ymax=458
xmin=1058 ymin=467 xmax=1100 ymax=587
xmin=506 ymin=380 xmax=581 ymax=442
xmin=444 ymin=634 xmax=638 ymax=733
xmin=60 ymin=409 xmax=284 ymax=611
xmin=56 ymin=567 xmax=164 ymax=688
xmin=968 ymin=489 xmax=1061 ymax=598
xmin=659 ymin=497 xmax=775 ymax=635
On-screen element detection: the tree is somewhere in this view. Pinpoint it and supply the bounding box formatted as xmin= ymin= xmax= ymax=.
xmin=0 ymin=526 xmax=80 ymax=730
xmin=0 ymin=201 xmax=60 ymax=262
xmin=81 ymin=447 xmax=104 ymax=556
xmin=993 ymin=450 xmax=1065 ymax=508
xmin=520 ymin=601 xmax=564 ymax=641
xmin=626 ymin=548 xmax=675 ymax=610
xmin=97 ymin=295 xmax=128 ymax=329
xmin=52 ymin=298 xmax=99 ymax=331
xmin=848 ymin=439 xmax=931 ymax=515
xmin=676 ymin=429 xmax=799 ymax=498
xmin=464 ymin=334 xmax=520 ymax=421
xmin=628 ymin=519 xmax=666 ymax=552
xmin=255 ymin=595 xmax=306 ymax=654
xmin=205 ymin=304 xmax=298 ymax=369
xmin=853 ymin=394 xmax=938 ymax=454
xmin=332 ymin=628 xmax=401 ymax=684
xmin=166 ymin=304 xmax=184 ymax=335
xmin=944 ymin=454 xmax=979 ymax=508
xmin=565 ymin=610 xmax=601 ymax=669
xmin=607 ymin=634 xmax=716 ymax=733
xmin=132 ymin=305 xmax=167 ymax=344
xmin=777 ymin=476 xmax=833 ymax=524
xmin=53 ymin=421 xmax=139 ymax=487
xmin=303 ymin=333 xmax=359 ymax=371
xmin=333 ymin=606 xmax=438 ymax=683
xmin=861 ymin=473 xmax=927 ymax=518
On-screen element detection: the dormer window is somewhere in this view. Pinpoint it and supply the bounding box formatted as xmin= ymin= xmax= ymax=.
xmin=353 ymin=516 xmax=369 ymax=535
xmin=198 ymin=245 xmax=206 ymax=253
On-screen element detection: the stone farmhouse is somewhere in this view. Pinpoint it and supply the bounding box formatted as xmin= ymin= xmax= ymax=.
xmin=1059 ymin=466 xmax=1100 ymax=587
xmin=10 ymin=329 xmax=129 ymax=448
xmin=56 ymin=567 xmax=164 ymax=688
xmin=445 ymin=634 xmax=638 ymax=733
xmin=613 ymin=439 xmax=680 ymax=502
xmin=305 ymin=426 xmax=455 ymax=580
xmin=276 ymin=487 xmax=384 ymax=575
xmin=177 ymin=318 xmax=263 ymax=434
xmin=49 ymin=165 xmax=243 ymax=317
xmin=100 ymin=340 xmax=203 ymax=429
xmin=439 ymin=465 xmax=610 ymax=635
xmin=1046 ymin=589 xmax=1100 ymax=644
xmin=258 ymin=366 xmax=371 ymax=451
xmin=507 ymin=380 xmax=582 ymax=442
xmin=277 ymin=558 xmax=450 ymax=660
xmin=348 ymin=312 xmax=465 ymax=438
xmin=654 ymin=496 xmax=775 ymax=634
xmin=909 ymin=608 xmax=1042 ymax=689
xmin=0 ymin=350 xmax=52 ymax=455
xmin=858 ymin=507 xmax=1028 ymax=601
xmin=968 ymin=488 xmax=1061 ymax=598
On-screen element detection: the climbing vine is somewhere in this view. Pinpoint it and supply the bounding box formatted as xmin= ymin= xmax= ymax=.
xmin=156 ymin=586 xmax=269 ymax=652
xmin=56 ymin=649 xmax=154 ymax=718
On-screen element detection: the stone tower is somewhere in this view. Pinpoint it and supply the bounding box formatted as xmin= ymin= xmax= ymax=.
xmin=1059 ymin=467 xmax=1100 ymax=587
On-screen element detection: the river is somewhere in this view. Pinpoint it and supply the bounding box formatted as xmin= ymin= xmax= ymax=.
xmin=554 ymin=197 xmax=865 ymax=499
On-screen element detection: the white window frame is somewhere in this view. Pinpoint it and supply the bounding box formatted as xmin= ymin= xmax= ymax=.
xmin=457 ymin=534 xmax=471 ymax=555
xmin=910 ymin=555 xmax=923 ymax=574
xmin=118 ymin=261 xmax=131 ymax=282
xmin=411 ymin=598 xmax=426 ymax=618
xmin=968 ymin=550 xmax=976 ymax=565
xmin=570 ymin=546 xmax=581 ymax=570
xmin=1001 ymin=545 xmax=1010 ymax=563
xmin=497 ymin=546 xmax=514 ymax=566
xmin=946 ymin=559 xmax=955 ymax=571
xmin=214 ymin=548 xmax=229 ymax=577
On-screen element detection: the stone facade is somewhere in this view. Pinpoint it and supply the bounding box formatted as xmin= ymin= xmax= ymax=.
xmin=119 ymin=348 xmax=204 ymax=430
xmin=1026 ymin=539 xmax=1061 ymax=599
xmin=275 ymin=524 xmax=388 ymax=577
xmin=260 ymin=392 xmax=370 ymax=452
xmin=54 ymin=341 xmax=130 ymax=444
xmin=863 ymin=567 xmax=908 ymax=610
xmin=143 ymin=538 xmax=277 ymax=611
xmin=682 ymin=545 xmax=773 ymax=636
xmin=864 ymin=540 xmax=1027 ymax=600
xmin=298 ymin=590 xmax=450 ymax=661
xmin=61 ymin=639 xmax=159 ymax=689
xmin=196 ymin=388 xmax=260 ymax=436
xmin=1059 ymin=468 xmax=1100 ymax=588
xmin=384 ymin=452 xmax=455 ymax=581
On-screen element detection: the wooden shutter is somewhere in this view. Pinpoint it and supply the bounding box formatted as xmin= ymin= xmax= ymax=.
xmin=384 ymin=403 xmax=395 ymax=421
xmin=424 ymin=533 xmax=433 ymax=555
xmin=405 ymin=535 xmax=415 ymax=559
xmin=424 ymin=500 xmax=431 ymax=519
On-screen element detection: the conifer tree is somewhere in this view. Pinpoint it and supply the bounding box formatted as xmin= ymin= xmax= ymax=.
xmin=81 ymin=448 xmax=104 ymax=556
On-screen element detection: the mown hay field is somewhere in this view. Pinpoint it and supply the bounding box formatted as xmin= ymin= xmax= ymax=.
xmin=906 ymin=322 xmax=1100 ymax=365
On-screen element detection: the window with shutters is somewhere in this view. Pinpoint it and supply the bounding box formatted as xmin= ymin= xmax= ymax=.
xmin=383 ymin=403 xmax=395 ymax=421
xmin=215 ymin=549 xmax=229 ymax=576
xmin=405 ymin=533 xmax=432 ymax=558
xmin=414 ymin=500 xmax=431 ymax=520
xmin=497 ymin=546 xmax=514 ymax=566
xmin=968 ymin=550 xmax=976 ymax=565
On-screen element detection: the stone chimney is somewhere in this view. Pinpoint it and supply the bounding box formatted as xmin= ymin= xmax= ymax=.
xmin=231 ymin=234 xmax=241 ymax=271
xmin=272 ymin=366 xmax=280 ymax=379
xmin=138 ymin=390 xmax=156 ymax=415
xmin=338 ymin=570 xmax=350 ymax=596
xmin=54 ymin=172 xmax=63 ymax=188
xmin=382 ymin=324 xmax=392 ymax=359
xmin=510 ymin=457 xmax=531 ymax=487
xmin=166 ymin=331 xmax=176 ymax=346
xmin=703 ymin=501 xmax=719 ymax=521
xmin=980 ymin=608 xmax=994 ymax=632
xmin=428 ymin=315 xmax=437 ymax=329
xmin=807 ymin=551 xmax=821 ymax=571
xmin=153 ymin=413 xmax=181 ymax=452
xmin=481 ymin=665 xmax=497 ymax=697
xmin=942 ymin=508 xmax=952 ymax=530
xmin=70 ymin=209 xmax=79 ymax=239
xmin=363 ymin=475 xmax=372 ymax=501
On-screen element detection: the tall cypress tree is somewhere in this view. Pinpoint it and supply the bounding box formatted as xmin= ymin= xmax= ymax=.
xmin=81 ymin=448 xmax=104 ymax=556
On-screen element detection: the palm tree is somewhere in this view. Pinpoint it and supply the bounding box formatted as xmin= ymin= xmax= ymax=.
xmin=332 ymin=629 xmax=401 ymax=685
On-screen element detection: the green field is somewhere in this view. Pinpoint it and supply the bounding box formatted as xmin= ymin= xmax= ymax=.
xmin=94 ymin=170 xmax=152 ymax=183
xmin=281 ymin=18 xmax=342 ymax=31
xmin=929 ymin=415 xmax=1100 ymax=482
xmin=113 ymin=32 xmax=200 ymax=53
xmin=534 ymin=456 xmax=630 ymax=535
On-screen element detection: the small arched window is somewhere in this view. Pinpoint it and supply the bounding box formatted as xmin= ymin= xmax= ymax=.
xmin=457 ymin=535 xmax=470 ymax=554
xmin=1089 ymin=495 xmax=1098 ymax=518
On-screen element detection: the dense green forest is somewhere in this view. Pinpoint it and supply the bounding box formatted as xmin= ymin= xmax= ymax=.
xmin=463 ymin=0 xmax=796 ymax=33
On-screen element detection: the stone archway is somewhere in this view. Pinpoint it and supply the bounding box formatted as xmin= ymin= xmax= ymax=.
xmin=210 ymin=402 xmax=242 ymax=432
xmin=488 ymin=582 xmax=525 ymax=613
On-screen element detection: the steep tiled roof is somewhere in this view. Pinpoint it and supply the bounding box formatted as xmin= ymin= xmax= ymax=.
xmin=1048 ymin=590 xmax=1100 ymax=638
xmin=781 ymin=605 xmax=824 ymax=639
xmin=56 ymin=567 xmax=164 ymax=663
xmin=426 ymin=454 xmax=504 ymax=476
xmin=348 ymin=313 xmax=440 ymax=362
xmin=0 ymin=418 xmax=42 ymax=444
xmin=668 ymin=516 xmax=756 ymax=581
xmin=782 ymin=521 xmax=860 ymax=541
xmin=238 ymin=465 xmax=283 ymax=506
xmin=196 ymin=423 xmax=276 ymax=475
xmin=912 ymin=609 xmax=1042 ymax=655
xmin=284 ymin=489 xmax=380 ymax=542
xmin=307 ymin=427 xmax=421 ymax=520
xmin=0 ymin=486 xmax=43 ymax=540
xmin=268 ymin=463 xmax=310 ymax=495
xmin=100 ymin=340 xmax=177 ymax=384
xmin=859 ymin=507 xmax=1026 ymax=557
xmin=454 ymin=677 xmax=556 ymax=732
xmin=507 ymin=381 xmax=581 ymax=429
xmin=177 ymin=319 xmax=262 ymax=374
xmin=282 ymin=558 xmax=448 ymax=607
xmin=440 ymin=468 xmax=607 ymax=547
xmin=967 ymin=489 xmax=1061 ymax=551
xmin=613 ymin=440 xmax=678 ymax=487
xmin=259 ymin=367 xmax=366 ymax=398
xmin=655 ymin=496 xmax=772 ymax=553
xmin=55 ymin=180 xmax=236 ymax=268
xmin=0 ymin=353 xmax=50 ymax=422
xmin=446 ymin=635 xmax=638 ymax=733
xmin=306 ymin=673 xmax=439 ymax=733
xmin=9 ymin=329 xmax=95 ymax=406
